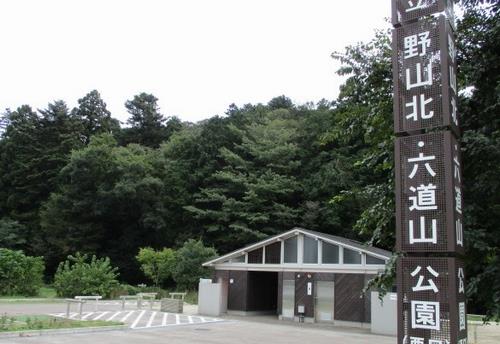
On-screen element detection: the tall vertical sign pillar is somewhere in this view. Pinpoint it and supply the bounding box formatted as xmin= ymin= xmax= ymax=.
xmin=392 ymin=1 xmax=468 ymax=343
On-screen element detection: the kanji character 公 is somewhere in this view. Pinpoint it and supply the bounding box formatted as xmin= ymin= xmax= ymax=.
xmin=411 ymin=265 xmax=439 ymax=293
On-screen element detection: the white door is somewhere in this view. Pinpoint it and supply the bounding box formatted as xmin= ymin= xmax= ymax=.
xmin=315 ymin=281 xmax=334 ymax=322
xmin=282 ymin=280 xmax=295 ymax=318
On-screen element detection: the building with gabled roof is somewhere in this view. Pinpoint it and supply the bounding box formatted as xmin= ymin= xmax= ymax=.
xmin=202 ymin=227 xmax=392 ymax=327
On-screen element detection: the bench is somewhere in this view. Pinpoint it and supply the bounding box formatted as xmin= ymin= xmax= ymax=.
xmin=74 ymin=295 xmax=102 ymax=311
xmin=65 ymin=299 xmax=86 ymax=318
xmin=168 ymin=292 xmax=187 ymax=301
xmin=120 ymin=295 xmax=141 ymax=310
xmin=137 ymin=292 xmax=158 ymax=310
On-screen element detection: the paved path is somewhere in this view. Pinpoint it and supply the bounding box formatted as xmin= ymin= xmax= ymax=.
xmin=0 ymin=319 xmax=395 ymax=344
xmin=49 ymin=310 xmax=222 ymax=330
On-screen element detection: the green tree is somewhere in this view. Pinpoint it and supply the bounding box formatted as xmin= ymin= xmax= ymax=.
xmin=171 ymin=240 xmax=217 ymax=290
xmin=0 ymin=102 xmax=84 ymax=254
xmin=136 ymin=247 xmax=175 ymax=288
xmin=40 ymin=134 xmax=168 ymax=280
xmin=185 ymin=108 xmax=303 ymax=251
xmin=455 ymin=1 xmax=500 ymax=320
xmin=123 ymin=93 xmax=168 ymax=148
xmin=72 ymin=90 xmax=119 ymax=144
xmin=0 ymin=249 xmax=44 ymax=296
xmin=0 ymin=218 xmax=27 ymax=249
xmin=53 ymin=253 xmax=119 ymax=298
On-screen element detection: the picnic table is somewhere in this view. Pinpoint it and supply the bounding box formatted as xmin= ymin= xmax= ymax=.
xmin=65 ymin=298 xmax=86 ymax=318
xmin=74 ymin=295 xmax=102 ymax=311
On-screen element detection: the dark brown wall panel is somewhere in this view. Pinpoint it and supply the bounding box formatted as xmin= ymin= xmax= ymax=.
xmin=334 ymin=273 xmax=367 ymax=323
xmin=228 ymin=271 xmax=248 ymax=311
xmin=364 ymin=274 xmax=376 ymax=323
xmin=214 ymin=270 xmax=229 ymax=282
xmin=265 ymin=242 xmax=281 ymax=264
xmin=277 ymin=272 xmax=283 ymax=315
xmin=315 ymin=273 xmax=335 ymax=281
xmin=295 ymin=272 xmax=314 ymax=318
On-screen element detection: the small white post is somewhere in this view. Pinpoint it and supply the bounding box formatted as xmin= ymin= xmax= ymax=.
xmin=318 ymin=240 xmax=323 ymax=265
xmin=280 ymin=239 xmax=284 ymax=264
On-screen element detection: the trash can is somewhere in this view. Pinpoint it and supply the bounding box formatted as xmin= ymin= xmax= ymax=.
xmin=160 ymin=298 xmax=183 ymax=313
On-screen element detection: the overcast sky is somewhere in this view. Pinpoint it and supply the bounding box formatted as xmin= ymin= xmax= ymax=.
xmin=0 ymin=0 xmax=391 ymax=123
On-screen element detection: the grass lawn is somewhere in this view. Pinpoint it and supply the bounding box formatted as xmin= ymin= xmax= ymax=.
xmin=0 ymin=286 xmax=59 ymax=302
xmin=0 ymin=314 xmax=122 ymax=332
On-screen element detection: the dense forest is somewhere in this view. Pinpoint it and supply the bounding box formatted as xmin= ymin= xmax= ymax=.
xmin=0 ymin=1 xmax=498 ymax=318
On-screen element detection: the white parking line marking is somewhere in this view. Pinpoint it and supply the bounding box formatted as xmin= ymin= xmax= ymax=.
xmin=107 ymin=311 xmax=121 ymax=321
xmin=81 ymin=312 xmax=94 ymax=320
xmin=162 ymin=313 xmax=168 ymax=326
xmin=68 ymin=313 xmax=79 ymax=319
xmin=146 ymin=312 xmax=156 ymax=327
xmin=188 ymin=316 xmax=194 ymax=324
xmin=93 ymin=311 xmax=109 ymax=320
xmin=131 ymin=310 xmax=146 ymax=329
xmin=175 ymin=314 xmax=180 ymax=324
xmin=120 ymin=310 xmax=135 ymax=322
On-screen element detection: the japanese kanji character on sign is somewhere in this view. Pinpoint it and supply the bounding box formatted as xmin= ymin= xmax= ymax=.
xmin=411 ymin=300 xmax=440 ymax=330
xmin=459 ymin=302 xmax=466 ymax=330
xmin=411 ymin=265 xmax=439 ymax=293
xmin=409 ymin=184 xmax=437 ymax=211
xmin=405 ymin=0 xmax=427 ymax=13
xmin=409 ymin=216 xmax=437 ymax=244
xmin=404 ymin=32 xmax=431 ymax=59
xmin=408 ymin=141 xmax=436 ymax=179
xmin=458 ymin=268 xmax=465 ymax=294
xmin=407 ymin=62 xmax=433 ymax=90
xmin=406 ymin=94 xmax=434 ymax=121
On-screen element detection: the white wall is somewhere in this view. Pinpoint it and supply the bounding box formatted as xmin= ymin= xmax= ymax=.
xmin=370 ymin=291 xmax=397 ymax=336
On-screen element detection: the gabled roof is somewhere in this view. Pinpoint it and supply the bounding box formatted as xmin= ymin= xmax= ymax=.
xmin=203 ymin=227 xmax=392 ymax=266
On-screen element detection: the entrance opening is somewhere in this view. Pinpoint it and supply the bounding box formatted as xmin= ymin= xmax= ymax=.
xmin=246 ymin=271 xmax=278 ymax=314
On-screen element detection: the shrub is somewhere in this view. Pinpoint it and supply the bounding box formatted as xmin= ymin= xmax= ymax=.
xmin=0 ymin=248 xmax=44 ymax=296
xmin=136 ymin=247 xmax=175 ymax=288
xmin=53 ymin=253 xmax=119 ymax=298
xmin=171 ymin=239 xmax=217 ymax=290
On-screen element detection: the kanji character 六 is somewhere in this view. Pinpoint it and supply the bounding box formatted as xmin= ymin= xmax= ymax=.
xmin=454 ymin=144 xmax=461 ymax=182
xmin=408 ymin=141 xmax=436 ymax=179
